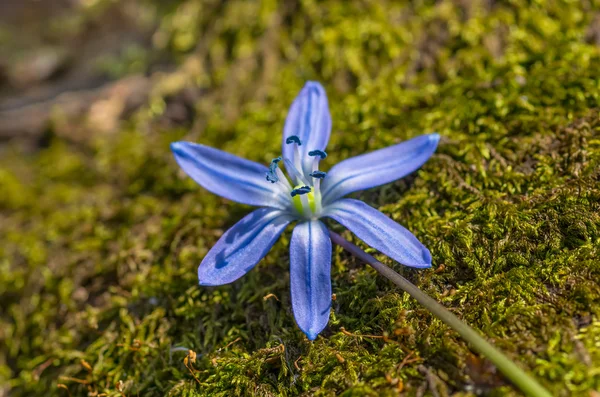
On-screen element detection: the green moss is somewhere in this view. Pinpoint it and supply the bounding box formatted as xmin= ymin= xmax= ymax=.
xmin=1 ymin=0 xmax=600 ymax=396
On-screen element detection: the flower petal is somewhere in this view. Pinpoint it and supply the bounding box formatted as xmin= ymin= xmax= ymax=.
xmin=198 ymin=208 xmax=294 ymax=285
xmin=324 ymin=199 xmax=431 ymax=268
xmin=282 ymin=82 xmax=332 ymax=175
xmin=290 ymin=220 xmax=332 ymax=340
xmin=171 ymin=141 xmax=289 ymax=208
xmin=321 ymin=133 xmax=439 ymax=204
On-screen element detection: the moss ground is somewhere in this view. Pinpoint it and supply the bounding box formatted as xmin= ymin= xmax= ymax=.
xmin=1 ymin=0 xmax=600 ymax=396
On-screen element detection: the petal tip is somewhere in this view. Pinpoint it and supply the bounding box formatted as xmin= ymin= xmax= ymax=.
xmin=428 ymin=133 xmax=441 ymax=144
xmin=304 ymin=80 xmax=324 ymax=89
xmin=198 ymin=271 xmax=218 ymax=286
xmin=300 ymin=323 xmax=327 ymax=341
xmin=198 ymin=263 xmax=236 ymax=286
xmin=170 ymin=141 xmax=187 ymax=155
xmin=198 ymin=268 xmax=217 ymax=286
xmin=302 ymin=81 xmax=326 ymax=97
xmin=199 ymin=277 xmax=229 ymax=287
xmin=420 ymin=248 xmax=433 ymax=268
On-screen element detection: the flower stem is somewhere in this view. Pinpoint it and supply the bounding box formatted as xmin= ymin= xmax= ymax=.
xmin=329 ymin=231 xmax=552 ymax=397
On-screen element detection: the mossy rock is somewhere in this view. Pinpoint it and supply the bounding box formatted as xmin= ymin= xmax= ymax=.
xmin=1 ymin=0 xmax=599 ymax=396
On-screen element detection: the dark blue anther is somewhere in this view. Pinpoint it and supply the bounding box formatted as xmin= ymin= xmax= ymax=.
xmin=308 ymin=149 xmax=327 ymax=159
xmin=265 ymin=156 xmax=282 ymax=183
xmin=266 ymin=173 xmax=279 ymax=183
xmin=290 ymin=185 xmax=311 ymax=197
xmin=286 ymin=135 xmax=302 ymax=145
xmin=309 ymin=171 xmax=327 ymax=179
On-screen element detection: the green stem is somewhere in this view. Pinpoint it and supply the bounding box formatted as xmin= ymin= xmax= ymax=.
xmin=329 ymin=231 xmax=552 ymax=397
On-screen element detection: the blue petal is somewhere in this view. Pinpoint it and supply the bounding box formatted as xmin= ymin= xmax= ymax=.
xmin=282 ymin=82 xmax=332 ymax=176
xmin=324 ymin=199 xmax=431 ymax=268
xmin=198 ymin=208 xmax=295 ymax=285
xmin=321 ymin=133 xmax=440 ymax=204
xmin=171 ymin=141 xmax=288 ymax=208
xmin=290 ymin=220 xmax=332 ymax=340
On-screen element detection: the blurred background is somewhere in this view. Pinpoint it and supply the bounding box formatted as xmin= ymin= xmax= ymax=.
xmin=0 ymin=0 xmax=195 ymax=142
xmin=1 ymin=1 xmax=599 ymax=396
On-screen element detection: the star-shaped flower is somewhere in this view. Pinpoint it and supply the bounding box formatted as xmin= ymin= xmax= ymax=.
xmin=171 ymin=82 xmax=439 ymax=340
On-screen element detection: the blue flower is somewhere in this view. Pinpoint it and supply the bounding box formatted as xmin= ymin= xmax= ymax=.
xmin=171 ymin=82 xmax=439 ymax=340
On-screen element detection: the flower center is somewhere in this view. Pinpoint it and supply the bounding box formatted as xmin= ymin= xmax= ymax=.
xmin=292 ymin=185 xmax=316 ymax=213
xmin=265 ymin=136 xmax=327 ymax=219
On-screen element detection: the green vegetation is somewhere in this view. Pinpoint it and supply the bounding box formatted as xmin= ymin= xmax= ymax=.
xmin=1 ymin=0 xmax=599 ymax=396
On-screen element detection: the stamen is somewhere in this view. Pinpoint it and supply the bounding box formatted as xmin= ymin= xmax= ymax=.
xmin=308 ymin=155 xmax=326 ymax=215
xmin=290 ymin=185 xmax=313 ymax=217
xmin=290 ymin=185 xmax=311 ymax=197
xmin=265 ymin=156 xmax=293 ymax=202
xmin=285 ymin=136 xmax=304 ymax=173
xmin=308 ymin=150 xmax=327 ymax=159
xmin=285 ymin=135 xmax=302 ymax=145
xmin=265 ymin=157 xmax=282 ymax=183
xmin=313 ymin=174 xmax=323 ymax=215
